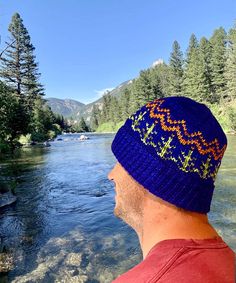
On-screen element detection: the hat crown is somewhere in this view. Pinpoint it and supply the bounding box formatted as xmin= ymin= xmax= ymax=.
xmin=125 ymin=97 xmax=227 ymax=181
xmin=111 ymin=96 xmax=228 ymax=213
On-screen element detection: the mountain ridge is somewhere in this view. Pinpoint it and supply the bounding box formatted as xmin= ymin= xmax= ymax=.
xmin=46 ymin=79 xmax=133 ymax=123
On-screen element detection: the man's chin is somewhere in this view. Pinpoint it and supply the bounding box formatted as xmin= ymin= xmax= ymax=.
xmin=113 ymin=206 xmax=120 ymax=217
xmin=114 ymin=205 xmax=123 ymax=219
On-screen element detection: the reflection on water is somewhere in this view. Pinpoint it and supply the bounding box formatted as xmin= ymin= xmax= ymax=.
xmin=0 ymin=133 xmax=235 ymax=282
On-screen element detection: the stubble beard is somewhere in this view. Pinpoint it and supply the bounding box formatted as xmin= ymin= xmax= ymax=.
xmin=113 ymin=199 xmax=143 ymax=234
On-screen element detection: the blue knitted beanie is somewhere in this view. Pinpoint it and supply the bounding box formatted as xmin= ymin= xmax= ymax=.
xmin=111 ymin=96 xmax=227 ymax=213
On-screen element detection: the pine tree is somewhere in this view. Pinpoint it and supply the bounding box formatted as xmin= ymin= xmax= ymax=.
xmin=186 ymin=34 xmax=199 ymax=62
xmin=225 ymin=24 xmax=236 ymax=101
xmin=198 ymin=37 xmax=212 ymax=102
xmin=54 ymin=114 xmax=67 ymax=131
xmin=0 ymin=13 xmax=26 ymax=96
xmin=209 ymin=27 xmax=227 ymax=103
xmin=109 ymin=96 xmax=121 ymax=123
xmin=90 ymin=104 xmax=100 ymax=130
xmin=149 ymin=66 xmax=165 ymax=99
xmin=168 ymin=40 xmax=184 ymax=96
xmin=120 ymin=88 xmax=131 ymax=120
xmin=30 ymin=98 xmax=55 ymax=141
xmin=78 ymin=117 xmax=89 ymax=132
xmin=100 ymin=93 xmax=112 ymax=123
xmin=129 ymin=79 xmax=140 ymax=113
xmin=0 ymin=82 xmax=16 ymax=144
xmin=0 ymin=13 xmax=42 ymax=99
xmin=152 ymin=63 xmax=170 ymax=97
xmin=0 ymin=81 xmax=28 ymax=148
xmin=0 ymin=13 xmax=44 ymax=131
xmin=183 ymin=34 xmax=200 ymax=100
xmin=131 ymin=70 xmax=153 ymax=107
xmin=22 ymin=35 xmax=44 ymax=112
xmin=183 ymin=34 xmax=210 ymax=102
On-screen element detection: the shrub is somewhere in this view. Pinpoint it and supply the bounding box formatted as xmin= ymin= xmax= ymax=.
xmin=18 ymin=134 xmax=32 ymax=145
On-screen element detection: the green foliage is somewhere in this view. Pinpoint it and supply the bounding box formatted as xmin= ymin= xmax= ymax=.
xmin=207 ymin=100 xmax=236 ymax=132
xmin=227 ymin=106 xmax=236 ymax=131
xmin=0 ymin=81 xmax=29 ymax=149
xmin=209 ymin=27 xmax=227 ymax=103
xmin=18 ymin=134 xmax=32 ymax=145
xmin=99 ymin=93 xmax=123 ymax=124
xmin=128 ymin=65 xmax=167 ymax=114
xmin=70 ymin=117 xmax=89 ymax=133
xmin=52 ymin=123 xmax=62 ymax=135
xmin=0 ymin=141 xmax=10 ymax=154
xmin=119 ymin=88 xmax=131 ymax=120
xmin=90 ymin=104 xmax=101 ymax=131
xmin=0 ymin=13 xmax=43 ymax=97
xmin=96 ymin=121 xmax=124 ymax=133
xmin=225 ymin=25 xmax=236 ymax=101
xmin=0 ymin=13 xmax=56 ymax=151
xmin=151 ymin=63 xmax=170 ymax=98
xmin=47 ymin=130 xmax=57 ymax=140
xmin=95 ymin=22 xmax=236 ymax=134
xmin=100 ymin=93 xmax=111 ymax=123
xmin=78 ymin=117 xmax=89 ymax=132
xmin=168 ymin=40 xmax=184 ymax=96
xmin=111 ymin=96 xmax=122 ymax=123
xmin=96 ymin=122 xmax=116 ymax=133
xmin=46 ymin=124 xmax=62 ymax=140
xmin=29 ymin=99 xmax=54 ymax=141
xmin=131 ymin=70 xmax=154 ymax=107
xmin=198 ymin=37 xmax=212 ymax=102
xmin=183 ymin=34 xmax=205 ymax=101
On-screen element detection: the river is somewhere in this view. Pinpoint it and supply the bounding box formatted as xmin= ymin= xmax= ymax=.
xmin=0 ymin=133 xmax=235 ymax=282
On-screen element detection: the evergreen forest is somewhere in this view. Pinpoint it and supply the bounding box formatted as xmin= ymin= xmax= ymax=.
xmin=91 ymin=24 xmax=236 ymax=133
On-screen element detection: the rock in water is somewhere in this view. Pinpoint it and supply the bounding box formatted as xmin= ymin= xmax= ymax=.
xmin=0 ymin=252 xmax=14 ymax=272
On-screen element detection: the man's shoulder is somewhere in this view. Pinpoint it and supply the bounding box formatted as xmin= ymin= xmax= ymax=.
xmin=112 ymin=238 xmax=235 ymax=283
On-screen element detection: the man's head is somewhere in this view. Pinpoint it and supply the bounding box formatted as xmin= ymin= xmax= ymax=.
xmin=109 ymin=96 xmax=227 ymax=215
xmin=108 ymin=162 xmax=147 ymax=230
xmin=108 ymin=162 xmax=185 ymax=232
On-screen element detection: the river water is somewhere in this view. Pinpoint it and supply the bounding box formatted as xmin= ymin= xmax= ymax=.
xmin=0 ymin=133 xmax=235 ymax=282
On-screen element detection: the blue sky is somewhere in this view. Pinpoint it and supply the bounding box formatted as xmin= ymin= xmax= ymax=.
xmin=0 ymin=0 xmax=235 ymax=104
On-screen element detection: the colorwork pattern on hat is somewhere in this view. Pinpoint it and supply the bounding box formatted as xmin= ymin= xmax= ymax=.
xmin=130 ymin=99 xmax=226 ymax=181
xmin=111 ymin=96 xmax=227 ymax=213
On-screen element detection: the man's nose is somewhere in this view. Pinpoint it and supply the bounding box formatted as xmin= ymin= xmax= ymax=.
xmin=108 ymin=169 xmax=113 ymax=181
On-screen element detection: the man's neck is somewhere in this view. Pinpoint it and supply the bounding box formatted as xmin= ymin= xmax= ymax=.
xmin=137 ymin=207 xmax=220 ymax=259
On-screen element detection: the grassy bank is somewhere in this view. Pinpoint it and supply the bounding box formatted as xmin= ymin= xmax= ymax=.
xmin=96 ymin=121 xmax=125 ymax=133
xmin=208 ymin=100 xmax=236 ymax=133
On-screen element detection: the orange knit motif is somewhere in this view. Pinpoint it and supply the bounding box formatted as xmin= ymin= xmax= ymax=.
xmin=146 ymin=99 xmax=226 ymax=161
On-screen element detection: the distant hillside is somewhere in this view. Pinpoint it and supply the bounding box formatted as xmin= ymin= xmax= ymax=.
xmin=80 ymin=79 xmax=133 ymax=123
xmin=46 ymin=98 xmax=85 ymax=118
xmin=46 ymin=79 xmax=133 ymax=123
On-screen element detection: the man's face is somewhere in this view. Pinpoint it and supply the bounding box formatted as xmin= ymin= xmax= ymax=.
xmin=108 ymin=162 xmax=146 ymax=227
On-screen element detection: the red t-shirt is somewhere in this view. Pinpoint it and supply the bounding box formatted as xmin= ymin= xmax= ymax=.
xmin=113 ymin=237 xmax=235 ymax=283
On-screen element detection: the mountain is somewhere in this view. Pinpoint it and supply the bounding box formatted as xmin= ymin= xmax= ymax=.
xmin=46 ymin=79 xmax=133 ymax=123
xmin=46 ymin=58 xmax=162 ymax=122
xmin=46 ymin=98 xmax=85 ymax=118
xmin=79 ymin=79 xmax=133 ymax=123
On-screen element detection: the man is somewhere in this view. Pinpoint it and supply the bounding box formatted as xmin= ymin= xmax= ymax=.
xmin=108 ymin=96 xmax=235 ymax=282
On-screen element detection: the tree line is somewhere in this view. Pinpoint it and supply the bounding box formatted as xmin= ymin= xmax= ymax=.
xmin=0 ymin=13 xmax=68 ymax=153
xmin=91 ymin=23 xmax=236 ymax=132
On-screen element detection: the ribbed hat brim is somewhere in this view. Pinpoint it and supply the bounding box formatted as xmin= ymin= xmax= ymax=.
xmin=111 ymin=125 xmax=214 ymax=213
